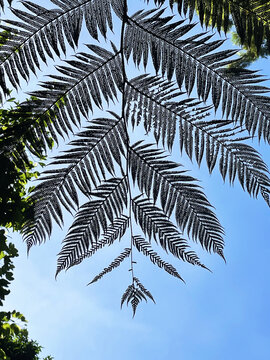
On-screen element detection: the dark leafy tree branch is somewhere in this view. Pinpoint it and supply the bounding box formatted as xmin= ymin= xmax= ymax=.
xmin=0 ymin=0 xmax=269 ymax=315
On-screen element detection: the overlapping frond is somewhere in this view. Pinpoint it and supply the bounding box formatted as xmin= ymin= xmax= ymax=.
xmin=0 ymin=0 xmax=118 ymax=98
xmin=130 ymin=142 xmax=224 ymax=255
xmin=127 ymin=75 xmax=270 ymax=205
xmin=133 ymin=235 xmax=183 ymax=280
xmin=88 ymin=247 xmax=131 ymax=285
xmin=61 ymin=215 xmax=129 ymax=272
xmin=132 ymin=195 xmax=211 ymax=264
xmin=230 ymin=0 xmax=270 ymax=51
xmin=22 ymin=115 xmax=127 ymax=250
xmin=188 ymin=119 xmax=270 ymax=204
xmin=126 ymin=74 xmax=210 ymax=150
xmin=125 ymin=9 xmax=270 ymax=142
xmin=0 ymin=103 xmax=51 ymax=171
xmin=133 ymin=277 xmax=155 ymax=303
xmin=12 ymin=45 xmax=122 ymax=147
xmin=150 ymin=0 xmax=270 ymax=52
xmin=56 ymin=177 xmax=128 ymax=275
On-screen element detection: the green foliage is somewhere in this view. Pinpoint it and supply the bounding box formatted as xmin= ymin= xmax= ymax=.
xmin=171 ymin=0 xmax=270 ymax=52
xmin=0 ymin=327 xmax=52 ymax=360
xmin=0 ymin=230 xmax=18 ymax=305
xmin=0 ymin=328 xmax=41 ymax=360
xmin=0 ymin=154 xmax=37 ymax=231
xmin=0 ymin=98 xmax=52 ymax=231
xmin=170 ymin=0 xmax=270 ymax=66
xmin=230 ymin=30 xmax=270 ymax=67
xmin=0 ymin=230 xmax=27 ymax=350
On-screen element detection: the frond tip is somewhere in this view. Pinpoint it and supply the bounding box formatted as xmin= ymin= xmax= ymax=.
xmin=133 ymin=235 xmax=185 ymax=281
xmin=88 ymin=248 xmax=131 ymax=285
xmin=121 ymin=278 xmax=155 ymax=317
xmin=56 ymin=177 xmax=128 ymax=276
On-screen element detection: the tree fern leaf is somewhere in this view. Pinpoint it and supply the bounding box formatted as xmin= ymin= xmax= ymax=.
xmin=130 ymin=142 xmax=225 ymax=255
xmin=126 ymin=9 xmax=270 ymax=142
xmin=88 ymin=248 xmax=131 ymax=285
xmin=61 ymin=215 xmax=129 ymax=272
xmin=169 ymin=0 xmax=270 ymax=52
xmin=15 ymin=46 xmax=122 ymax=143
xmin=132 ymin=195 xmax=209 ymax=266
xmin=127 ymin=74 xmax=270 ymax=205
xmin=133 ymin=235 xmax=184 ymax=281
xmin=0 ymin=0 xmax=117 ymax=96
xmin=55 ymin=177 xmax=128 ymax=274
xmin=22 ymin=114 xmax=126 ymax=248
xmin=133 ymin=277 xmax=155 ymax=303
xmin=121 ymin=283 xmax=149 ymax=316
xmin=4 ymin=0 xmax=270 ymax=314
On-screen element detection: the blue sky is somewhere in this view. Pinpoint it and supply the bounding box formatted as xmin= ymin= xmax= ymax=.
xmin=2 ymin=1 xmax=270 ymax=359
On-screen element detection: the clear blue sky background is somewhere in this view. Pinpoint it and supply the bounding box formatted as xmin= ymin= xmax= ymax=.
xmin=3 ymin=1 xmax=270 ymax=359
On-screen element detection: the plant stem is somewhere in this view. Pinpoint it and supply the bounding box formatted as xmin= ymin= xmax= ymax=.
xmin=120 ymin=0 xmax=135 ymax=284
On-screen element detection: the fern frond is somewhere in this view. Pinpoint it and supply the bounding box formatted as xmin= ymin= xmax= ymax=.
xmin=151 ymin=0 xmax=270 ymax=52
xmin=181 ymin=116 xmax=270 ymax=205
xmin=22 ymin=115 xmax=126 ymax=250
xmin=50 ymin=0 xmax=119 ymax=39
xmin=63 ymin=215 xmax=130 ymax=271
xmin=133 ymin=235 xmax=184 ymax=281
xmin=126 ymin=74 xmax=210 ymax=150
xmin=127 ymin=75 xmax=270 ymax=205
xmin=230 ymin=0 xmax=270 ymax=51
xmin=12 ymin=45 xmax=122 ymax=145
xmin=133 ymin=277 xmax=155 ymax=303
xmin=56 ymin=177 xmax=128 ymax=275
xmin=0 ymin=0 xmax=117 ymax=96
xmin=130 ymin=142 xmax=225 ymax=255
xmin=88 ymin=247 xmax=131 ymax=285
xmin=5 ymin=0 xmax=270 ymax=314
xmin=132 ymin=195 xmax=211 ymax=265
xmin=125 ymin=9 xmax=270 ymax=143
xmin=120 ymin=283 xmax=148 ymax=317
